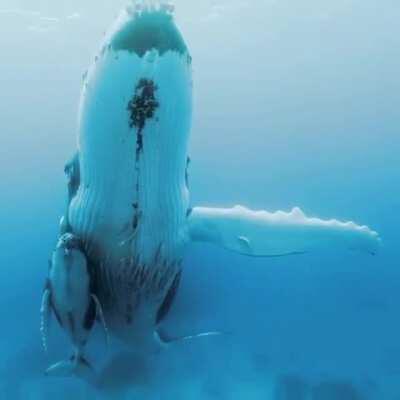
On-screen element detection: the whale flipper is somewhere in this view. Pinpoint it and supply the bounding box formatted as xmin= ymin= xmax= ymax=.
xmin=188 ymin=205 xmax=380 ymax=257
xmin=45 ymin=354 xmax=94 ymax=382
xmin=154 ymin=328 xmax=223 ymax=348
xmin=40 ymin=289 xmax=51 ymax=353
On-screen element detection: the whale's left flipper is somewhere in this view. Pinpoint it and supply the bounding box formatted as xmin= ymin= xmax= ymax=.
xmin=40 ymin=289 xmax=51 ymax=353
xmin=188 ymin=206 xmax=380 ymax=257
xmin=45 ymin=353 xmax=95 ymax=383
xmin=154 ymin=328 xmax=223 ymax=348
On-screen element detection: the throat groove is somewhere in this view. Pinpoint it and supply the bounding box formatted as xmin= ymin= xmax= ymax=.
xmin=127 ymin=78 xmax=160 ymax=234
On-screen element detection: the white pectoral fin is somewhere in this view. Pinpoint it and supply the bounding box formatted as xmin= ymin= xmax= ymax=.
xmin=40 ymin=289 xmax=51 ymax=353
xmin=154 ymin=328 xmax=224 ymax=349
xmin=188 ymin=206 xmax=381 ymax=257
xmin=45 ymin=354 xmax=94 ymax=382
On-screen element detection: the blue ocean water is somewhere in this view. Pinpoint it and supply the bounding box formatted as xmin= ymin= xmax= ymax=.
xmin=0 ymin=0 xmax=399 ymax=399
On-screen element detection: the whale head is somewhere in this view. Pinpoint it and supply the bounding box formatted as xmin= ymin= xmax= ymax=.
xmin=112 ymin=2 xmax=187 ymax=57
xmin=72 ymin=2 xmax=193 ymax=263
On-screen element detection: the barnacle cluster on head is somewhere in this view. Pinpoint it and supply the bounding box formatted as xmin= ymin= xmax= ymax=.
xmin=57 ymin=232 xmax=83 ymax=252
xmin=128 ymin=78 xmax=159 ymax=133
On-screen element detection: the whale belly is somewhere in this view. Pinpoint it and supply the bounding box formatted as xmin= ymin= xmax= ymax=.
xmin=67 ymin=7 xmax=192 ymax=344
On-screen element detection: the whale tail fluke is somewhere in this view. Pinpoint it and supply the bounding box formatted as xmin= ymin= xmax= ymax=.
xmin=154 ymin=328 xmax=225 ymax=348
xmin=45 ymin=354 xmax=95 ymax=382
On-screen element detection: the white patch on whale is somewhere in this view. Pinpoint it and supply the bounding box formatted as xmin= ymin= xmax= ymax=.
xmin=189 ymin=206 xmax=380 ymax=257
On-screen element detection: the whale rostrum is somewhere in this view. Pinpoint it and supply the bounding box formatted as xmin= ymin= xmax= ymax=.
xmin=42 ymin=4 xmax=381 ymax=379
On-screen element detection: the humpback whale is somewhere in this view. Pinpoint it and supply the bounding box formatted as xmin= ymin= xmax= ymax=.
xmin=41 ymin=233 xmax=108 ymax=379
xmin=43 ymin=1 xmax=380 ymax=377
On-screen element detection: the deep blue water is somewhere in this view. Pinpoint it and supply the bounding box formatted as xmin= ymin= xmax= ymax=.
xmin=0 ymin=1 xmax=399 ymax=399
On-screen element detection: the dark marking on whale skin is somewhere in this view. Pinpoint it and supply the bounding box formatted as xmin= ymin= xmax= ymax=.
xmin=67 ymin=312 xmax=75 ymax=335
xmin=112 ymin=11 xmax=187 ymax=57
xmin=128 ymin=78 xmax=159 ymax=138
xmin=185 ymin=158 xmax=192 ymax=218
xmin=79 ymin=356 xmax=92 ymax=369
xmin=132 ymin=211 xmax=141 ymax=231
xmin=90 ymin=251 xmax=182 ymax=330
xmin=50 ymin=302 xmax=63 ymax=327
xmin=128 ymin=78 xmax=159 ymax=233
xmin=185 ymin=156 xmax=191 ymax=188
xmin=131 ymin=203 xmax=140 ymax=231
xmin=64 ymin=152 xmax=80 ymax=204
xmin=156 ymin=271 xmax=182 ymax=324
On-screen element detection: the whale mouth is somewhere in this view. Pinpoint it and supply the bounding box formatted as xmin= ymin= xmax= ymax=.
xmin=111 ymin=2 xmax=187 ymax=57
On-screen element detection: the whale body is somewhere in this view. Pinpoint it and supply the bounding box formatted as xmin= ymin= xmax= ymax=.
xmin=41 ymin=233 xmax=108 ymax=379
xmin=45 ymin=2 xmax=381 ymax=374
xmin=66 ymin=5 xmax=193 ymax=347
